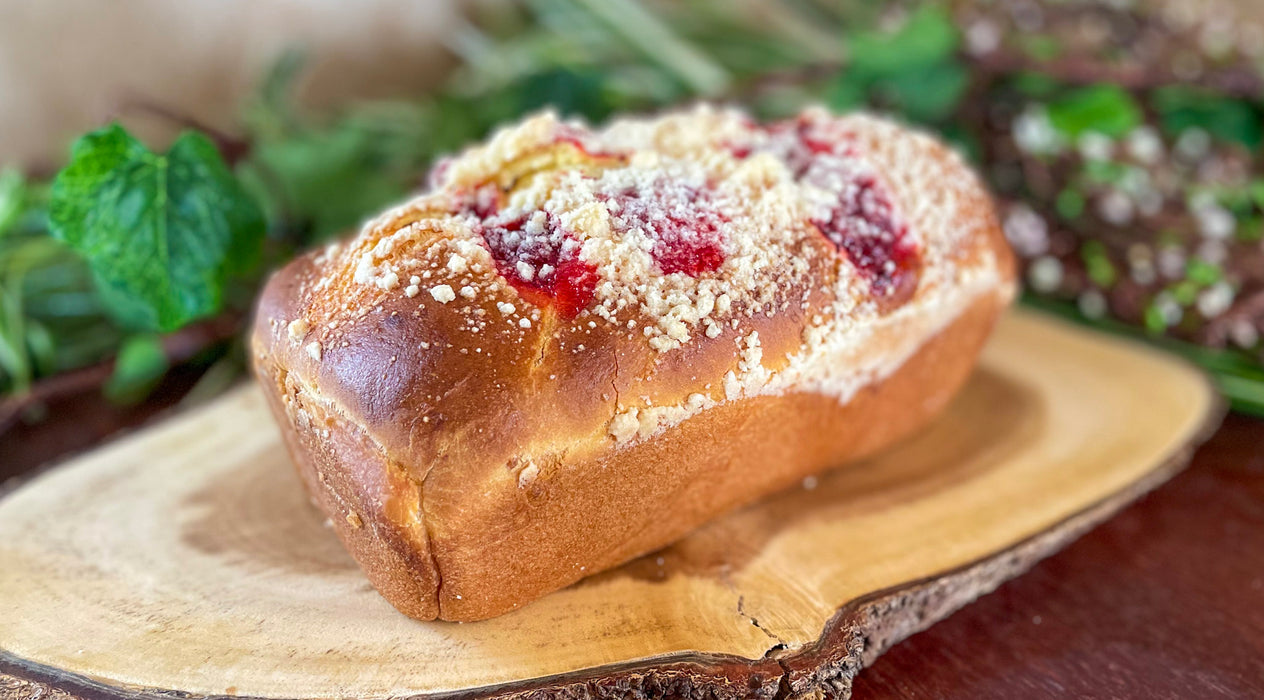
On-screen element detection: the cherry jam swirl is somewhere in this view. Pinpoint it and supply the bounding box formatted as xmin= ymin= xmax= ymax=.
xmin=735 ymin=117 xmax=921 ymax=306
xmin=601 ymin=179 xmax=728 ymax=277
xmin=478 ymin=209 xmax=598 ymax=319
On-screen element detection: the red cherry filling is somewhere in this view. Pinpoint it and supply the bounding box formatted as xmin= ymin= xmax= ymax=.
xmin=478 ymin=211 xmax=597 ymax=318
xmin=779 ymin=118 xmax=841 ymax=169
xmin=756 ymin=117 xmax=921 ymax=304
xmin=813 ymin=175 xmax=919 ymax=301
xmin=731 ymin=116 xmax=851 ymax=176
xmin=603 ymin=180 xmax=728 ymax=276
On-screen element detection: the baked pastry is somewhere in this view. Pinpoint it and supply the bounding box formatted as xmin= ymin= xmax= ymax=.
xmin=251 ymin=105 xmax=1016 ymax=622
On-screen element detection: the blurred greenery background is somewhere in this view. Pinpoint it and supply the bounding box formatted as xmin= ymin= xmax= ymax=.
xmin=5 ymin=0 xmax=1264 ymax=430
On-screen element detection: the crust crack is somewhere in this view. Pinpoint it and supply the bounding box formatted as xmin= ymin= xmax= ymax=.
xmin=414 ymin=471 xmax=445 ymax=617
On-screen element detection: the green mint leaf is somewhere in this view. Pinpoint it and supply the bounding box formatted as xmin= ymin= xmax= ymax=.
xmin=1143 ymin=303 xmax=1168 ymax=334
xmin=104 ymin=333 xmax=168 ymax=404
xmin=1250 ymin=180 xmax=1264 ymax=210
xmin=517 ymin=68 xmax=615 ymax=122
xmin=1240 ymin=216 xmax=1264 ymax=242
xmin=1081 ymin=240 xmax=1117 ymax=288
xmin=0 ymin=169 xmax=24 ymax=238
xmin=48 ymin=124 xmax=265 ymax=332
xmin=24 ymin=321 xmax=56 ymax=378
xmin=847 ymin=5 xmax=959 ymax=76
xmin=244 ymin=126 xmax=410 ymax=241
xmin=880 ymin=61 xmax=970 ymax=123
xmin=1171 ymin=280 xmax=1199 ymax=306
xmin=827 ymin=72 xmax=869 ymax=112
xmin=1186 ymin=259 xmax=1223 ymax=286
xmin=938 ymin=123 xmax=982 ymax=163
xmin=1056 ymin=189 xmax=1086 ymax=220
xmin=1047 ymin=85 xmax=1142 ymax=138
xmin=1152 ymin=87 xmax=1262 ymax=149
xmin=1082 ymin=159 xmax=1130 ymax=185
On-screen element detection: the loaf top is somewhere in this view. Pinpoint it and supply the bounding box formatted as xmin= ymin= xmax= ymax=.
xmin=254 ymin=105 xmax=1014 ymax=482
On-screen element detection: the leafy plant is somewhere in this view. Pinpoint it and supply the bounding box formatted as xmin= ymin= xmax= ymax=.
xmin=104 ymin=334 xmax=168 ymax=404
xmin=48 ymin=125 xmax=265 ymax=332
xmin=0 ymin=170 xmax=24 ymax=236
xmin=1047 ymin=85 xmax=1143 ymax=138
xmin=830 ymin=6 xmax=969 ymax=123
xmin=1152 ymin=86 xmax=1262 ymax=149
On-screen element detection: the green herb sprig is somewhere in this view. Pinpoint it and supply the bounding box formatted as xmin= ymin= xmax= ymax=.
xmin=49 ymin=125 xmax=266 ymax=332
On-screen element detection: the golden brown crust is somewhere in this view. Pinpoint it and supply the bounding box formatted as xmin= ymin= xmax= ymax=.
xmin=253 ymin=286 xmax=1007 ymax=621
xmin=250 ymin=106 xmax=1016 ymax=621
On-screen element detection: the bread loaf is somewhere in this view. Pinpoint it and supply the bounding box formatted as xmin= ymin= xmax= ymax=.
xmin=251 ymin=105 xmax=1016 ymax=621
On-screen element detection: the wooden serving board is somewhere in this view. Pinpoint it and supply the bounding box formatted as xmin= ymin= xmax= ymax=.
xmin=0 ymin=310 xmax=1222 ymax=700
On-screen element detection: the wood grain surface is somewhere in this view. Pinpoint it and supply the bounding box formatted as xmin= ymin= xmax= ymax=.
xmin=0 ymin=310 xmax=1223 ymax=699
xmin=851 ymin=409 xmax=1264 ymax=699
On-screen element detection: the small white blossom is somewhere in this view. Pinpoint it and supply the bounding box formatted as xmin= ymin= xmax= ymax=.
xmin=1127 ymin=244 xmax=1157 ymax=285
xmin=1126 ymin=126 xmax=1164 ymax=165
xmin=1197 ymin=282 xmax=1235 ymax=318
xmin=1198 ymin=240 xmax=1228 ymax=266
xmin=1028 ymin=256 xmax=1064 ymax=293
xmin=1003 ymin=204 xmax=1050 ymax=257
xmin=1158 ymin=247 xmax=1186 ymax=280
xmin=1078 ymin=132 xmax=1114 ymax=162
xmin=1196 ymin=205 xmax=1236 ymax=240
xmin=1154 ymin=292 xmax=1183 ymax=327
xmin=1230 ymin=320 xmax=1259 ymax=349
xmin=1136 ymin=189 xmax=1164 ymax=217
xmin=966 ymin=19 xmax=1001 ymax=56
xmin=1176 ymin=128 xmax=1212 ymax=161
xmin=1013 ymin=107 xmax=1064 ymax=156
xmin=1078 ymin=290 xmax=1108 ymax=319
xmin=1098 ymin=190 xmax=1135 ymax=226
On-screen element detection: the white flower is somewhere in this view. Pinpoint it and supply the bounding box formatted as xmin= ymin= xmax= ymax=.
xmin=1027 ymin=256 xmax=1064 ymax=293
xmin=1176 ymin=128 xmax=1212 ymax=161
xmin=1230 ymin=319 xmax=1259 ymax=349
xmin=1153 ymin=292 xmax=1183 ymax=327
xmin=1126 ymin=126 xmax=1164 ymax=165
xmin=966 ymin=19 xmax=1001 ymax=56
xmin=1196 ymin=205 xmax=1236 ymax=240
xmin=1157 ymin=247 xmax=1186 ymax=280
xmin=1098 ymin=190 xmax=1135 ymax=226
xmin=1136 ymin=189 xmax=1164 ymax=217
xmin=1198 ymin=240 xmax=1228 ymax=266
xmin=1013 ymin=107 xmax=1064 ymax=156
xmin=1127 ymin=244 xmax=1157 ymax=285
xmin=1003 ymin=204 xmax=1050 ymax=257
xmin=1197 ymin=282 xmax=1235 ymax=318
xmin=1078 ymin=290 xmax=1108 ymax=319
xmin=1078 ymin=132 xmax=1114 ymax=162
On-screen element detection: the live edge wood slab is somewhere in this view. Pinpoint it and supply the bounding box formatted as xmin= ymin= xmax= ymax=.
xmin=0 ymin=310 xmax=1223 ymax=700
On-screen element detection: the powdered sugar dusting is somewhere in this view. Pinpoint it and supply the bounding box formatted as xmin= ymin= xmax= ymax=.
xmin=339 ymin=106 xmax=949 ymax=348
xmin=294 ymin=104 xmax=1010 ymax=449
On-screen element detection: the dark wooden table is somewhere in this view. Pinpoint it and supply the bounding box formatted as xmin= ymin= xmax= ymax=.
xmin=3 ymin=379 xmax=1263 ymax=699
